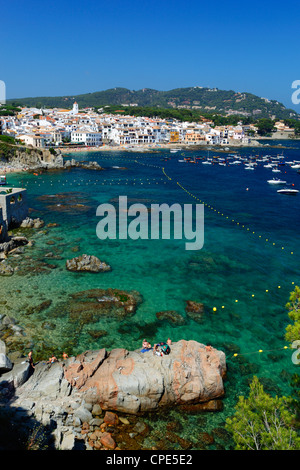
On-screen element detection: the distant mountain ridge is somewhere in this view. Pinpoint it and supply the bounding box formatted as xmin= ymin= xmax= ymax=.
xmin=8 ymin=86 xmax=299 ymax=120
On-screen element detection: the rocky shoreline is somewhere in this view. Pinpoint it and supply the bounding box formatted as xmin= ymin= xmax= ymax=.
xmin=0 ymin=338 xmax=227 ymax=450
xmin=0 ymin=219 xmax=229 ymax=451
xmin=0 ymin=142 xmax=104 ymax=173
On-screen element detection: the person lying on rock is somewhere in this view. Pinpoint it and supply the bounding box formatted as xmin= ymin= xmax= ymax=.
xmin=141 ymin=339 xmax=152 ymax=352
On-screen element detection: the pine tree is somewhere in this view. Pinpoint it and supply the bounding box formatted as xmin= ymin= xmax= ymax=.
xmin=225 ymin=376 xmax=300 ymax=450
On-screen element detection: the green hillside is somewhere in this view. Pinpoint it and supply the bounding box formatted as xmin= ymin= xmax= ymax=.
xmin=7 ymin=86 xmax=299 ymax=120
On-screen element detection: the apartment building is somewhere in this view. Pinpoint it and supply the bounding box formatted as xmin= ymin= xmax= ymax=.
xmin=71 ymin=131 xmax=102 ymax=146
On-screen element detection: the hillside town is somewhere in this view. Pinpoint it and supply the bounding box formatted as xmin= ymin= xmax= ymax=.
xmin=0 ymin=102 xmax=295 ymax=150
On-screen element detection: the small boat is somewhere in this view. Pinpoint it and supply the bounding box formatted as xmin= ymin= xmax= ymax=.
xmin=202 ymin=161 xmax=212 ymax=165
xmin=272 ymin=168 xmax=281 ymax=173
xmin=0 ymin=175 xmax=6 ymax=186
xmin=267 ymin=178 xmax=286 ymax=184
xmin=277 ymin=188 xmax=299 ymax=195
xmin=291 ymin=164 xmax=300 ymax=169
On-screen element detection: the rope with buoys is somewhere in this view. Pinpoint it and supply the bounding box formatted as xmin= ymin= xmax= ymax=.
xmin=161 ymin=167 xmax=296 ymax=257
xmin=231 ymin=345 xmax=290 ymax=359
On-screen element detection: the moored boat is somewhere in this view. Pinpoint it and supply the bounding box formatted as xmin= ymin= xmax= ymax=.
xmin=277 ymin=188 xmax=299 ymax=195
xmin=267 ymin=178 xmax=286 ymax=185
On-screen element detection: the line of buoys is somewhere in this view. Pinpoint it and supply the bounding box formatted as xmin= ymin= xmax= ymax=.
xmin=159 ymin=167 xmax=298 ymax=313
xmin=232 ymin=345 xmax=289 ymax=359
xmin=134 ymin=160 xmax=162 ymax=169
xmin=22 ymin=177 xmax=166 ymax=188
xmin=210 ymin=280 xmax=297 ymax=314
xmin=161 ymin=168 xmax=296 ymax=257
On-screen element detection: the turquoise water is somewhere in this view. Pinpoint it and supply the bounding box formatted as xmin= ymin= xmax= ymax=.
xmin=3 ymin=140 xmax=300 ymax=448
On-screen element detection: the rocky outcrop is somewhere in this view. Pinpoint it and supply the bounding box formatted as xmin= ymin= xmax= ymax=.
xmin=64 ymin=159 xmax=103 ymax=171
xmin=9 ymin=340 xmax=225 ymax=413
xmin=0 ymin=143 xmax=64 ymax=170
xmin=0 ymin=340 xmax=226 ymax=450
xmin=0 ymin=235 xmax=29 ymax=254
xmin=0 ymin=340 xmax=13 ymax=373
xmin=20 ymin=217 xmax=44 ymax=229
xmin=64 ymin=341 xmax=226 ymax=414
xmin=66 ymin=254 xmax=111 ymax=273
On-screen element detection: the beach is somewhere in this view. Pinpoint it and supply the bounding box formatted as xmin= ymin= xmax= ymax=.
xmin=57 ymin=138 xmax=292 ymax=155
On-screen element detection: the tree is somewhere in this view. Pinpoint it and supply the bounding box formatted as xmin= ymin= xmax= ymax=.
xmin=285 ymin=285 xmax=300 ymax=344
xmin=256 ymin=118 xmax=275 ymax=136
xmin=225 ymin=376 xmax=300 ymax=450
xmin=48 ymin=147 xmax=57 ymax=156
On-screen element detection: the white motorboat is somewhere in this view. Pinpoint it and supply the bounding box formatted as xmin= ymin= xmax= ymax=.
xmin=277 ymin=188 xmax=299 ymax=195
xmin=267 ymin=178 xmax=286 ymax=184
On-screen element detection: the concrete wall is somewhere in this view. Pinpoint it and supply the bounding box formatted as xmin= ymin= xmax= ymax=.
xmin=0 ymin=206 xmax=7 ymax=242
xmin=0 ymin=188 xmax=28 ymax=229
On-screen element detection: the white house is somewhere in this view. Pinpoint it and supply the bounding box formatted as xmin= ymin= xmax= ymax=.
xmin=71 ymin=131 xmax=102 ymax=146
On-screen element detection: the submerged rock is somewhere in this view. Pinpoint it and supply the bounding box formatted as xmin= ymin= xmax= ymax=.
xmin=0 ymin=261 xmax=14 ymax=276
xmin=68 ymin=288 xmax=143 ymax=323
xmin=156 ymin=310 xmax=185 ymax=325
xmin=66 ymin=254 xmax=111 ymax=273
xmin=185 ymin=300 xmax=205 ymax=323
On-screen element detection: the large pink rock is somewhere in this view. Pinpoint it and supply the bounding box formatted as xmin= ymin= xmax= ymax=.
xmin=64 ymin=340 xmax=226 ymax=414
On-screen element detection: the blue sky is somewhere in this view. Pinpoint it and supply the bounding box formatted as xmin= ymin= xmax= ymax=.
xmin=1 ymin=0 xmax=300 ymax=110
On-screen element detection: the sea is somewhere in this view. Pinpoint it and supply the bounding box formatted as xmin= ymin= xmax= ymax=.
xmin=2 ymin=139 xmax=300 ymax=449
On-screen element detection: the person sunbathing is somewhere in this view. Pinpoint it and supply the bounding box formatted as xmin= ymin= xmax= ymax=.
xmin=141 ymin=339 xmax=152 ymax=352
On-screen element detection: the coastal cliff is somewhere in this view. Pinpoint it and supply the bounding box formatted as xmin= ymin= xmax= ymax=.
xmin=0 ymin=142 xmax=64 ymax=170
xmin=0 ymin=142 xmax=104 ymax=172
xmin=0 ymin=340 xmax=226 ymax=449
